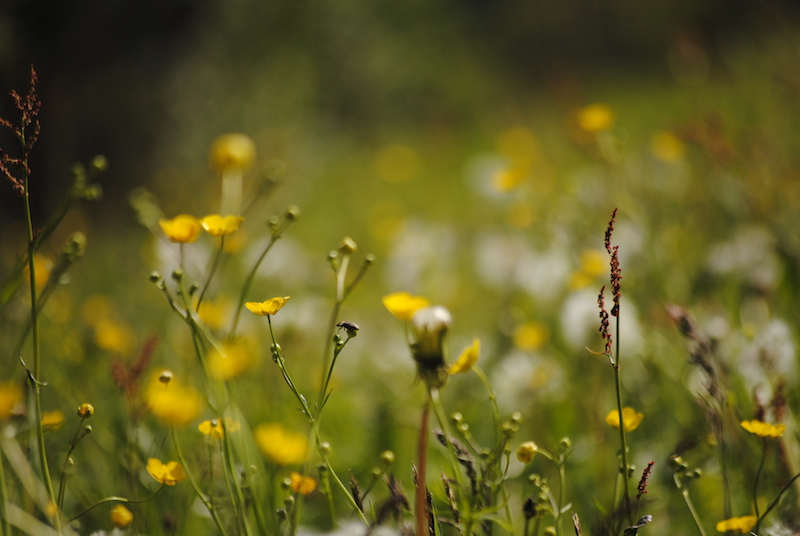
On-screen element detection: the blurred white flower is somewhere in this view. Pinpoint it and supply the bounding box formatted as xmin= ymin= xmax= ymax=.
xmin=707 ymin=227 xmax=781 ymax=291
xmin=300 ymin=521 xmax=399 ymax=536
xmin=739 ymin=319 xmax=797 ymax=398
xmin=386 ymin=219 xmax=456 ymax=295
xmin=491 ymin=351 xmax=565 ymax=411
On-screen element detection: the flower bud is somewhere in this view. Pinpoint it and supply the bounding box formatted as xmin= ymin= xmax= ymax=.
xmin=319 ymin=442 xmax=331 ymax=454
xmin=545 ymin=527 xmax=557 ymax=536
xmin=77 ymin=403 xmax=94 ymax=418
xmin=559 ymin=437 xmax=572 ymax=450
xmin=286 ymin=206 xmax=300 ymax=220
xmin=409 ymin=306 xmax=452 ymax=387
xmin=339 ymin=236 xmax=357 ymax=255
xmin=149 ymin=271 xmax=162 ymax=283
xmin=90 ymin=155 xmax=108 ymax=174
xmin=209 ymin=133 xmax=256 ymax=173
xmin=516 ymin=441 xmax=538 ymax=464
xmin=159 ymin=371 xmax=173 ymax=385
xmin=380 ymin=450 xmax=395 ymax=466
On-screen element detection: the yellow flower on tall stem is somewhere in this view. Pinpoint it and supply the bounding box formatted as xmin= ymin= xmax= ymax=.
xmin=245 ymin=297 xmax=290 ymax=316
xmin=716 ymin=515 xmax=757 ymax=533
xmin=198 ymin=418 xmax=241 ymax=439
xmin=145 ymin=373 xmax=202 ymax=427
xmin=605 ymin=407 xmax=643 ymax=432
xmin=741 ymin=420 xmax=786 ymax=438
xmin=110 ymin=504 xmax=134 ymax=528
xmin=201 ymin=214 xmax=244 ymax=237
xmin=159 ymin=215 xmax=202 ymax=243
xmin=382 ymin=291 xmax=430 ymax=321
xmin=146 ymin=458 xmax=188 ymax=485
xmin=448 ymin=339 xmax=479 ymax=375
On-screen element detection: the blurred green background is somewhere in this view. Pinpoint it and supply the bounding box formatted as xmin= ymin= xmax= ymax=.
xmin=2 ymin=1 xmax=800 ymax=535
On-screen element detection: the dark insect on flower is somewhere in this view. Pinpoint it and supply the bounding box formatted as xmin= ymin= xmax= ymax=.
xmin=336 ymin=321 xmax=360 ymax=337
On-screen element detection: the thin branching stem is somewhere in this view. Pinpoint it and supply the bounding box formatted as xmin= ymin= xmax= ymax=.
xmin=68 ymin=484 xmax=164 ymax=523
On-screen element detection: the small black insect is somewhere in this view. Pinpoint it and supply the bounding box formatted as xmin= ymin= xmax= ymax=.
xmin=336 ymin=321 xmax=360 ymax=332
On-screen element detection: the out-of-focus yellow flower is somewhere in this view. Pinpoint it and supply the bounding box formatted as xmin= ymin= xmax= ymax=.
xmin=650 ymin=130 xmax=685 ymax=163
xmin=516 ymin=441 xmax=538 ymax=463
xmin=289 ymin=472 xmax=317 ymax=495
xmin=605 ymin=407 xmax=643 ymax=432
xmin=94 ymin=318 xmax=135 ymax=356
xmin=513 ymin=322 xmax=549 ymax=351
xmin=580 ymin=249 xmax=607 ymax=278
xmin=159 ymin=215 xmax=202 ymax=244
xmin=26 ymin=254 xmax=52 ymax=291
xmin=198 ymin=298 xmax=229 ymax=330
xmin=497 ymin=126 xmax=538 ymax=167
xmin=199 ymin=418 xmax=241 ymax=439
xmin=146 ymin=375 xmax=203 ymax=427
xmin=210 ymin=133 xmax=256 ymax=173
xmin=208 ymin=337 xmax=258 ymax=381
xmin=201 ymin=214 xmax=244 ymax=237
xmin=41 ymin=410 xmax=65 ymax=430
xmin=81 ymin=294 xmax=113 ymax=327
xmin=0 ymin=383 xmax=22 ymax=421
xmin=245 ymin=297 xmax=290 ymax=316
xmin=449 ymin=339 xmax=479 ymax=375
xmin=716 ymin=515 xmax=757 ymax=533
xmin=492 ymin=167 xmax=527 ymax=192
xmin=77 ymin=403 xmax=94 ymax=418
xmin=255 ymin=423 xmax=309 ymax=466
xmin=382 ymin=292 xmax=430 ymax=321
xmin=373 ymin=144 xmax=419 ymax=184
xmin=110 ymin=504 xmax=134 ymax=528
xmin=578 ymin=104 xmax=615 ymax=133
xmin=146 ymin=458 xmax=187 ymax=485
xmin=741 ymin=420 xmax=786 ymax=438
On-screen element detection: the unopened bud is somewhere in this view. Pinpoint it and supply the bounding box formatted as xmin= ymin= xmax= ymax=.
xmin=286 ymin=206 xmax=300 ymax=220
xmin=339 ymin=236 xmax=357 ymax=255
xmin=516 ymin=441 xmax=538 ymax=464
xmin=77 ymin=403 xmax=94 ymax=418
xmin=159 ymin=371 xmax=173 ymax=385
xmin=380 ymin=450 xmax=395 ymax=465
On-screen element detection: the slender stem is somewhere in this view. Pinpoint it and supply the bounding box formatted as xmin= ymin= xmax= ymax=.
xmin=675 ymin=474 xmax=707 ymax=536
xmin=472 ymin=366 xmax=500 ymax=440
xmin=416 ymin=403 xmax=430 ymax=536
xmin=753 ymin=437 xmax=767 ymax=520
xmin=0 ymin=432 xmax=9 ymax=536
xmin=196 ymin=237 xmax=225 ymax=311
xmin=68 ymin=484 xmax=164 ymax=523
xmin=558 ymin=455 xmax=567 ymax=536
xmin=171 ymin=427 xmax=230 ymax=536
xmin=220 ymin=418 xmax=254 ymax=536
xmin=756 ymin=470 xmax=800 ymax=533
xmin=57 ymin=417 xmax=87 ymax=510
xmin=612 ymin=309 xmax=631 ymax=524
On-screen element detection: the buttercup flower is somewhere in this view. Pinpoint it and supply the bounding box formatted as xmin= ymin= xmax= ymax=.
xmin=0 ymin=383 xmax=22 ymax=421
xmin=146 ymin=458 xmax=187 ymax=485
xmin=146 ymin=374 xmax=203 ymax=427
xmin=605 ymin=407 xmax=643 ymax=432
xmin=209 ymin=133 xmax=256 ymax=173
xmin=449 ymin=339 xmax=480 ymax=375
xmin=382 ymin=292 xmax=430 ymax=321
xmin=578 ymin=103 xmax=615 ymax=133
xmin=716 ymin=515 xmax=757 ymax=533
xmin=245 ymin=297 xmax=290 ymax=316
xmin=110 ymin=504 xmax=133 ymax=528
xmin=516 ymin=441 xmax=538 ymax=464
xmin=289 ymin=472 xmax=317 ymax=495
xmin=201 ymin=214 xmax=244 ymax=237
xmin=41 ymin=410 xmax=65 ymax=429
xmin=207 ymin=337 xmax=259 ymax=381
xmin=741 ymin=420 xmax=786 ymax=438
xmin=255 ymin=423 xmax=309 ymax=465
xmin=199 ymin=418 xmax=241 ymax=439
xmin=158 ymin=215 xmax=202 ymax=243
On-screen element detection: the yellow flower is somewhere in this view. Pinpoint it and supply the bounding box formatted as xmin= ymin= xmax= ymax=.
xmin=41 ymin=410 xmax=65 ymax=430
xmin=254 ymin=423 xmax=309 ymax=465
xmin=289 ymin=472 xmax=317 ymax=495
xmin=605 ymin=407 xmax=644 ymax=432
xmin=210 ymin=133 xmax=256 ymax=173
xmin=382 ymin=292 xmax=430 ymax=321
xmin=516 ymin=441 xmax=538 ymax=464
xmin=0 ymin=383 xmax=22 ymax=421
xmin=578 ymin=103 xmax=615 ymax=133
xmin=245 ymin=297 xmax=290 ymax=316
xmin=197 ymin=297 xmax=229 ymax=330
xmin=201 ymin=214 xmax=244 ymax=237
xmin=650 ymin=130 xmax=685 ymax=163
xmin=146 ymin=375 xmax=203 ymax=427
xmin=513 ymin=322 xmax=549 ymax=351
xmin=716 ymin=515 xmax=757 ymax=533
xmin=81 ymin=294 xmax=113 ymax=327
xmin=158 ymin=215 xmax=202 ymax=243
xmin=26 ymin=254 xmax=52 ymax=291
xmin=449 ymin=339 xmax=480 ymax=375
xmin=199 ymin=418 xmax=241 ymax=439
xmin=146 ymin=458 xmax=188 ymax=485
xmin=741 ymin=420 xmax=786 ymax=438
xmin=207 ymin=337 xmax=259 ymax=380
xmin=94 ymin=318 xmax=135 ymax=356
xmin=492 ymin=166 xmax=528 ymax=192
xmin=110 ymin=504 xmax=134 ymax=528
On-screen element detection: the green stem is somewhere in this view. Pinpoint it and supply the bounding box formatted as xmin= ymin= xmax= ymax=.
xmin=68 ymin=483 xmax=163 ymax=523
xmin=675 ymin=474 xmax=707 ymax=536
xmin=220 ymin=418 xmax=254 ymax=536
xmin=196 ymin=236 xmax=225 ymax=312
xmin=57 ymin=417 xmax=87 ymax=510
xmin=755 ymin=470 xmax=800 ymax=533
xmin=612 ymin=310 xmax=631 ymax=525
xmin=171 ymin=427 xmax=230 ymax=536
xmin=753 ymin=437 xmax=767 ymax=520
xmin=0 ymin=433 xmax=9 ymax=536
xmin=558 ymin=455 xmax=567 ymax=536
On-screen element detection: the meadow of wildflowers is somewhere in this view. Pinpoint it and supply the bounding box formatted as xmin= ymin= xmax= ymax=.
xmin=2 ymin=13 xmax=800 ymax=536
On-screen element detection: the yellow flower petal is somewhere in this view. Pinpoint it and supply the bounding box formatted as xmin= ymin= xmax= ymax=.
xmin=110 ymin=504 xmax=133 ymax=528
xmin=290 ymin=472 xmax=317 ymax=495
xmin=208 ymin=337 xmax=259 ymax=381
xmin=146 ymin=458 xmax=188 ymax=485
xmin=0 ymin=383 xmax=23 ymax=421
xmin=382 ymin=292 xmax=430 ymax=321
xmin=605 ymin=407 xmax=644 ymax=432
xmin=716 ymin=515 xmax=757 ymax=533
xmin=578 ymin=103 xmax=616 ymax=133
xmin=741 ymin=420 xmax=786 ymax=438
xmin=210 ymin=133 xmax=256 ymax=173
xmin=254 ymin=423 xmax=308 ymax=466
xmin=201 ymin=214 xmax=244 ymax=237
xmin=199 ymin=418 xmax=241 ymax=439
xmin=146 ymin=375 xmax=203 ymax=427
xmin=245 ymin=297 xmax=290 ymax=316
xmin=159 ymin=215 xmax=202 ymax=243
xmin=449 ymin=339 xmax=480 ymax=375
xmin=41 ymin=410 xmax=65 ymax=429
